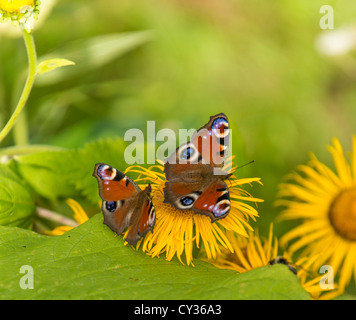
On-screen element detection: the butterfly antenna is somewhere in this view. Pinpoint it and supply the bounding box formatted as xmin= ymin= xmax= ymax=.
xmin=224 ymin=160 xmax=255 ymax=186
xmin=236 ymin=160 xmax=255 ymax=170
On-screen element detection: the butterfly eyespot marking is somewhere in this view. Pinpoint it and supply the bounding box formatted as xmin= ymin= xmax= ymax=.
xmin=212 ymin=190 xmax=231 ymax=218
xmin=212 ymin=117 xmax=229 ymax=138
xmin=103 ymin=200 xmax=124 ymax=213
xmin=97 ymin=164 xmax=117 ymax=180
xmin=105 ymin=201 xmax=117 ymax=212
xmin=96 ymin=164 xmax=126 ymax=182
xmin=148 ymin=205 xmax=156 ymax=225
xmin=213 ymin=200 xmax=230 ymax=218
xmin=181 ymin=147 xmax=194 ymax=160
xmin=178 ymin=143 xmax=199 ymax=163
xmin=177 ymin=192 xmax=201 ymax=209
xmin=180 ymin=196 xmax=195 ymax=206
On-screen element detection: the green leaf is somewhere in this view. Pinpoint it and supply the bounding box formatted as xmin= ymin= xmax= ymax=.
xmin=336 ymin=294 xmax=356 ymax=300
xmin=35 ymin=31 xmax=153 ymax=86
xmin=36 ymin=58 xmax=75 ymax=75
xmin=14 ymin=138 xmax=128 ymax=203
xmin=15 ymin=150 xmax=77 ymax=201
xmin=0 ymin=164 xmax=35 ymax=228
xmin=0 ymin=214 xmax=310 ymax=300
xmin=64 ymin=138 xmax=129 ymax=203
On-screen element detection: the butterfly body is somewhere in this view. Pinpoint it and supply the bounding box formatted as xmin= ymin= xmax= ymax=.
xmin=269 ymin=256 xmax=298 ymax=275
xmin=93 ymin=163 xmax=155 ymax=246
xmin=163 ymin=113 xmax=231 ymax=222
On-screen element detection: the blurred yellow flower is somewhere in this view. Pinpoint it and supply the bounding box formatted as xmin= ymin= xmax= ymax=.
xmin=277 ymin=136 xmax=356 ymax=295
xmin=124 ymin=159 xmax=263 ymax=266
xmin=209 ymin=224 xmax=279 ymax=273
xmin=0 ymin=0 xmax=35 ymax=12
xmin=45 ymin=199 xmax=89 ymax=236
xmin=0 ymin=0 xmax=40 ymax=31
xmin=0 ymin=0 xmax=55 ymax=37
xmin=208 ymin=224 xmax=339 ymax=299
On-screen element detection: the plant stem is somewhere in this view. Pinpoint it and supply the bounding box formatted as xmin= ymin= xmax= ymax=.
xmin=13 ymin=108 xmax=29 ymax=145
xmin=0 ymin=26 xmax=37 ymax=144
xmin=36 ymin=207 xmax=79 ymax=227
xmin=0 ymin=144 xmax=66 ymax=158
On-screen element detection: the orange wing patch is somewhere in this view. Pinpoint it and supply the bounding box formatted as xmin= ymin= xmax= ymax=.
xmin=101 ymin=179 xmax=136 ymax=201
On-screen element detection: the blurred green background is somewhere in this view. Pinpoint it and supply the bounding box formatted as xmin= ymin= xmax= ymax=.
xmin=1 ymin=0 xmax=356 ymax=237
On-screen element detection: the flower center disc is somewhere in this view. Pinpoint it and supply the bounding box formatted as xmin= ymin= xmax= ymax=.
xmin=329 ymin=188 xmax=356 ymax=241
xmin=0 ymin=0 xmax=34 ymax=12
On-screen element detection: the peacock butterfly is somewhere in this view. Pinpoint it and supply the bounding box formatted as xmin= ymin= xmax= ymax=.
xmin=163 ymin=113 xmax=231 ymax=222
xmin=93 ymin=163 xmax=156 ymax=245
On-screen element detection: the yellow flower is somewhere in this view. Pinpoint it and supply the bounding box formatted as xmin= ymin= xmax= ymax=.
xmin=209 ymin=224 xmax=278 ymax=273
xmin=44 ymin=199 xmax=89 ymax=236
xmin=0 ymin=0 xmax=40 ymax=31
xmin=208 ymin=224 xmax=338 ymax=299
xmin=277 ymin=136 xmax=356 ymax=295
xmin=124 ymin=159 xmax=263 ymax=266
xmin=0 ymin=0 xmax=35 ymax=12
xmin=0 ymin=0 xmax=55 ymax=37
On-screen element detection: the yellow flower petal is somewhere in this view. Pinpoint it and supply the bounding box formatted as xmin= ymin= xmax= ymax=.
xmin=0 ymin=0 xmax=34 ymax=12
xmin=125 ymin=162 xmax=262 ymax=266
xmin=277 ymin=136 xmax=356 ymax=295
xmin=66 ymin=198 xmax=89 ymax=225
xmin=45 ymin=199 xmax=89 ymax=236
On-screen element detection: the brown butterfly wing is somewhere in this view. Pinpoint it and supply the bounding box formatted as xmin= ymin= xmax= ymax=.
xmin=125 ymin=194 xmax=156 ymax=246
xmin=164 ymin=162 xmax=230 ymax=221
xmin=164 ymin=162 xmax=206 ymax=210
xmin=163 ymin=113 xmax=231 ymax=221
xmin=193 ymin=180 xmax=230 ymax=221
xmin=93 ymin=163 xmax=140 ymax=201
xmin=192 ymin=112 xmax=230 ymax=165
xmin=93 ymin=163 xmax=155 ymax=245
xmin=101 ymin=198 xmax=137 ymax=236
